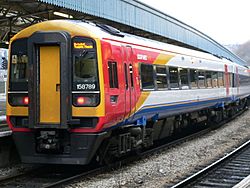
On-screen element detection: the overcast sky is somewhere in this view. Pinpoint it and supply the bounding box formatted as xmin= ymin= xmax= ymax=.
xmin=139 ymin=0 xmax=250 ymax=45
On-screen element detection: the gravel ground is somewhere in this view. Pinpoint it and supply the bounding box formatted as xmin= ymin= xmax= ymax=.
xmin=66 ymin=110 xmax=250 ymax=188
xmin=0 ymin=164 xmax=34 ymax=178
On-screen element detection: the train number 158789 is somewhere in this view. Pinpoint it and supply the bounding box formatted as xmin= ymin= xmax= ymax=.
xmin=76 ymin=83 xmax=96 ymax=90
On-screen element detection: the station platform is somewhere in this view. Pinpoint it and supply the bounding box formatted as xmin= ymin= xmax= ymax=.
xmin=0 ymin=123 xmax=11 ymax=137
xmin=0 ymin=128 xmax=11 ymax=138
xmin=0 ymin=94 xmax=6 ymax=123
xmin=0 ymin=95 xmax=10 ymax=137
xmin=0 ymin=94 xmax=6 ymax=117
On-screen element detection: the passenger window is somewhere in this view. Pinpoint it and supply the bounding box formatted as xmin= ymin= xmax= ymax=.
xmin=141 ymin=64 xmax=154 ymax=90
xmin=206 ymin=71 xmax=212 ymax=88
xmin=129 ymin=64 xmax=134 ymax=88
xmin=124 ymin=64 xmax=128 ymax=90
xmin=179 ymin=68 xmax=189 ymax=89
xmin=156 ymin=65 xmax=168 ymax=89
xmin=198 ymin=71 xmax=205 ymax=88
xmin=233 ymin=73 xmax=238 ymax=88
xmin=190 ymin=69 xmax=198 ymax=89
xmin=169 ymin=67 xmax=179 ymax=89
xmin=212 ymin=72 xmax=218 ymax=88
xmin=108 ymin=61 xmax=118 ymax=88
xmin=229 ymin=73 xmax=233 ymax=87
xmin=218 ymin=72 xmax=224 ymax=87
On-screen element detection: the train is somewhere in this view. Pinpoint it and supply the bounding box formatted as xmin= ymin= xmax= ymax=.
xmin=6 ymin=20 xmax=250 ymax=165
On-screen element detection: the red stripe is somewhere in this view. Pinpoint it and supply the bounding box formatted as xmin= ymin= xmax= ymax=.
xmin=102 ymin=38 xmax=219 ymax=62
xmin=7 ymin=116 xmax=32 ymax=132
xmin=70 ymin=116 xmax=106 ymax=133
xmin=70 ymin=128 xmax=100 ymax=133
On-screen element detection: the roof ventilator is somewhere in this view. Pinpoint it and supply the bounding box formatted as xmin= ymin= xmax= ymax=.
xmin=96 ymin=24 xmax=124 ymax=37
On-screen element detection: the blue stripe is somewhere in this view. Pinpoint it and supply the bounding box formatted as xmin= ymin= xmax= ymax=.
xmin=103 ymin=95 xmax=249 ymax=131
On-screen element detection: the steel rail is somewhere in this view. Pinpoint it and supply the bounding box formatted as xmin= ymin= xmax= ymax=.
xmin=170 ymin=137 xmax=250 ymax=188
xmin=0 ymin=126 xmax=212 ymax=188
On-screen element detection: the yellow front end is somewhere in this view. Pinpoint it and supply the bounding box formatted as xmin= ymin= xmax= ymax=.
xmin=6 ymin=20 xmax=109 ymax=165
xmin=7 ymin=20 xmax=105 ymax=129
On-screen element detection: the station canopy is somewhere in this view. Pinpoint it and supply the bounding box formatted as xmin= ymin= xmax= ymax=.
xmin=0 ymin=0 xmax=246 ymax=65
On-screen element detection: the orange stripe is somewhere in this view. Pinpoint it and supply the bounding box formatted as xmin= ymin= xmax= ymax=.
xmin=134 ymin=53 xmax=174 ymax=111
xmin=153 ymin=53 xmax=174 ymax=65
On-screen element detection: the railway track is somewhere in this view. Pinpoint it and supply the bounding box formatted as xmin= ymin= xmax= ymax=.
xmin=170 ymin=139 xmax=250 ymax=188
xmin=0 ymin=109 xmax=247 ymax=187
xmin=0 ymin=165 xmax=105 ymax=188
xmin=0 ymin=127 xmax=212 ymax=188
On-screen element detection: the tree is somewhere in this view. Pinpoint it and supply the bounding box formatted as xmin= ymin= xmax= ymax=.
xmin=233 ymin=41 xmax=250 ymax=65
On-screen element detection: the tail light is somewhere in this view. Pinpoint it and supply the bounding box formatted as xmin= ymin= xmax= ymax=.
xmin=77 ymin=97 xmax=85 ymax=105
xmin=23 ymin=97 xmax=29 ymax=105
xmin=8 ymin=93 xmax=29 ymax=106
xmin=72 ymin=93 xmax=99 ymax=107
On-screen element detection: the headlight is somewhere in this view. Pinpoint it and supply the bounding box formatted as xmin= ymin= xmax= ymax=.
xmin=8 ymin=93 xmax=29 ymax=106
xmin=72 ymin=93 xmax=99 ymax=107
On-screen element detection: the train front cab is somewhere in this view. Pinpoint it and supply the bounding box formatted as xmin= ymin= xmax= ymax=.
xmin=7 ymin=29 xmax=108 ymax=165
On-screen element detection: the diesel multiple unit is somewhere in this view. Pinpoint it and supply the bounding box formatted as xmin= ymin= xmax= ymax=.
xmin=6 ymin=20 xmax=250 ymax=164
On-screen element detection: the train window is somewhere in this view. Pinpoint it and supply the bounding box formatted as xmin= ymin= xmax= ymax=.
xmin=73 ymin=51 xmax=99 ymax=90
xmin=129 ymin=64 xmax=134 ymax=88
xmin=156 ymin=65 xmax=167 ymax=89
xmin=233 ymin=73 xmax=238 ymax=88
xmin=218 ymin=72 xmax=224 ymax=87
xmin=140 ymin=64 xmax=154 ymax=90
xmin=229 ymin=73 xmax=233 ymax=87
xmin=9 ymin=38 xmax=28 ymax=91
xmin=108 ymin=61 xmax=118 ymax=88
xmin=206 ymin=71 xmax=212 ymax=88
xmin=179 ymin=68 xmax=189 ymax=89
xmin=239 ymin=74 xmax=250 ymax=86
xmin=198 ymin=71 xmax=205 ymax=88
xmin=190 ymin=69 xmax=198 ymax=89
xmin=169 ymin=67 xmax=179 ymax=89
xmin=124 ymin=64 xmax=128 ymax=90
xmin=212 ymin=72 xmax=218 ymax=88
xmin=73 ymin=37 xmax=99 ymax=91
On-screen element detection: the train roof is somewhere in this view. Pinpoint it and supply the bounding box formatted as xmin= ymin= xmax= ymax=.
xmin=12 ymin=20 xmax=246 ymax=69
xmin=72 ymin=20 xmax=246 ymax=68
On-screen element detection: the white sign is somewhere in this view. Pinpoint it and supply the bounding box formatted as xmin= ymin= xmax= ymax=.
xmin=137 ymin=54 xmax=148 ymax=60
xmin=0 ymin=70 xmax=7 ymax=82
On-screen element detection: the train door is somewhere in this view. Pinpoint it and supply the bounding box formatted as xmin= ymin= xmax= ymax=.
xmin=28 ymin=32 xmax=71 ymax=128
xmin=123 ymin=46 xmax=136 ymax=119
xmin=39 ymin=46 xmax=60 ymax=123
